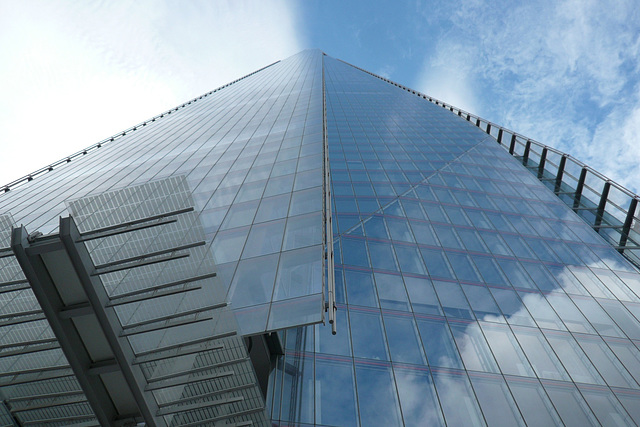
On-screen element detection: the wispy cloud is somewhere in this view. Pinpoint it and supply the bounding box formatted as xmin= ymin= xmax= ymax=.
xmin=0 ymin=0 xmax=304 ymax=185
xmin=414 ymin=0 xmax=640 ymax=192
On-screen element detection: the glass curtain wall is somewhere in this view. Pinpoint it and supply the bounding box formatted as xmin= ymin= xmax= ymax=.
xmin=267 ymin=54 xmax=640 ymax=426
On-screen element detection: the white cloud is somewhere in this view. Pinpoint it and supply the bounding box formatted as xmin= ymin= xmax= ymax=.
xmin=414 ymin=0 xmax=640 ymax=192
xmin=0 ymin=0 xmax=304 ymax=185
xmin=415 ymin=40 xmax=480 ymax=115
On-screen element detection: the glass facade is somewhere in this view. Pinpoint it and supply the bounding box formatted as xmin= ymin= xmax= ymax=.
xmin=0 ymin=49 xmax=640 ymax=425
xmin=265 ymin=54 xmax=640 ymax=426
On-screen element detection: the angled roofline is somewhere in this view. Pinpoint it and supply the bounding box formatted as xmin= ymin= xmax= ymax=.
xmin=0 ymin=60 xmax=280 ymax=194
xmin=336 ymin=57 xmax=640 ymax=270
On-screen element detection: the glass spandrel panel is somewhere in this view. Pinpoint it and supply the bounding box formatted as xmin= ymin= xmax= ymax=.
xmin=543 ymin=330 xmax=606 ymax=385
xmin=416 ymin=317 xmax=463 ymax=369
xmin=574 ymin=334 xmax=639 ymax=389
xmin=541 ymin=380 xmax=600 ymax=427
xmin=383 ymin=312 xmax=426 ymax=365
xmin=577 ymin=384 xmax=636 ymax=426
xmin=375 ymin=272 xmax=410 ymax=311
xmin=354 ymin=362 xmax=403 ymax=427
xmin=349 ymin=309 xmax=388 ymax=361
xmin=344 ymin=269 xmax=378 ymax=308
xmin=315 ymin=356 xmax=358 ymax=426
xmin=480 ymin=322 xmax=535 ymax=377
xmin=394 ymin=366 xmax=445 ymax=426
xmin=431 ymin=368 xmax=486 ymax=427
xmin=403 ymin=276 xmax=442 ymax=315
xmin=449 ymin=320 xmax=500 ymax=373
xmin=511 ymin=326 xmax=570 ymax=381
xmin=461 ymin=284 xmax=504 ymax=323
xmin=505 ymin=376 xmax=563 ymax=427
xmin=468 ymin=372 xmax=526 ymax=427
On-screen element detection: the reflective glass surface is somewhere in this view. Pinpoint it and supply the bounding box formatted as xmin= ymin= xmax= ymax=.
xmin=2 ymin=49 xmax=640 ymax=425
xmin=267 ymin=53 xmax=640 ymax=426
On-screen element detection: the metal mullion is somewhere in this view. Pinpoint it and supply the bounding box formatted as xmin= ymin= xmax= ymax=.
xmin=107 ymin=271 xmax=217 ymax=302
xmin=119 ymin=313 xmax=214 ymax=337
xmin=179 ymin=407 xmax=266 ymax=427
xmin=9 ymin=394 xmax=87 ymax=413
xmin=92 ymin=252 xmax=190 ymax=276
xmin=7 ymin=390 xmax=85 ymax=403
xmin=121 ymin=303 xmax=226 ymax=330
xmin=106 ymin=283 xmax=202 ymax=307
xmin=145 ymin=370 xmax=234 ymax=391
xmin=76 ymin=218 xmax=177 ymax=243
xmin=158 ymin=384 xmax=254 ymax=408
xmin=78 ymin=207 xmax=193 ymax=239
xmin=0 ymin=341 xmax=59 ymax=357
xmin=147 ymin=357 xmax=248 ymax=384
xmin=133 ymin=332 xmax=236 ymax=363
xmin=156 ymin=396 xmax=244 ymax=417
xmin=93 ymin=241 xmax=205 ymax=270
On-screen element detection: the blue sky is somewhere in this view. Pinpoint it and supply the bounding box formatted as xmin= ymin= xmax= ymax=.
xmin=1 ymin=0 xmax=639 ymax=192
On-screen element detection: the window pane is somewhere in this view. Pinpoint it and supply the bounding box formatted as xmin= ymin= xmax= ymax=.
xmin=349 ymin=309 xmax=388 ymax=361
xmin=315 ymin=357 xmax=358 ymax=426
xmin=469 ymin=373 xmax=525 ymax=426
xmin=416 ymin=318 xmax=463 ymax=369
xmin=432 ymin=369 xmax=485 ymax=426
xmin=394 ymin=366 xmax=445 ymax=426
xmin=355 ymin=362 xmax=403 ymax=426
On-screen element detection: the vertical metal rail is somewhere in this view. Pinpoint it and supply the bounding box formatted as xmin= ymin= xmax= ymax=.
xmin=321 ymin=54 xmax=336 ymax=334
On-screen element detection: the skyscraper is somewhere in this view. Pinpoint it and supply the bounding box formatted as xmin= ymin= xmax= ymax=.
xmin=1 ymin=49 xmax=640 ymax=426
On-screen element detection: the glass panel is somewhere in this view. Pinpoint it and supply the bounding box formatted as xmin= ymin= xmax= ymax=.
xmin=480 ymin=322 xmax=535 ymax=377
xmin=228 ymin=253 xmax=278 ymax=308
xmin=575 ymin=334 xmax=639 ymax=389
xmin=279 ymin=353 xmax=314 ymax=424
xmin=578 ymin=384 xmax=635 ymax=427
xmin=282 ymin=212 xmax=322 ymax=250
xmin=505 ymin=376 xmax=562 ymax=427
xmin=433 ymin=280 xmax=473 ymax=320
xmin=349 ymin=309 xmax=388 ymax=361
xmin=542 ymin=380 xmax=599 ymax=427
xmin=394 ymin=366 xmax=445 ymax=426
xmin=403 ymin=276 xmax=442 ymax=315
xmin=241 ymin=218 xmax=285 ymax=258
xmin=354 ymin=362 xmax=403 ymax=426
xmin=511 ymin=326 xmax=570 ymax=381
xmin=273 ymin=245 xmax=322 ymax=301
xmin=469 ymin=373 xmax=525 ymax=426
xmin=383 ymin=313 xmax=426 ymax=365
xmin=315 ymin=356 xmax=359 ymax=426
xmin=432 ymin=369 xmax=486 ymax=426
xmin=375 ymin=272 xmax=410 ymax=311
xmin=416 ymin=317 xmax=463 ymax=369
xmin=461 ymin=284 xmax=504 ymax=323
xmin=345 ymin=269 xmax=378 ymax=307
xmin=544 ymin=330 xmax=605 ymax=385
xmin=449 ymin=320 xmax=500 ymax=373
